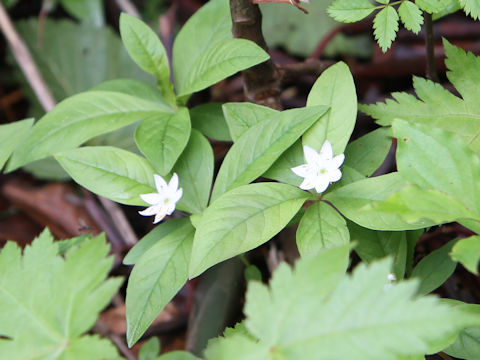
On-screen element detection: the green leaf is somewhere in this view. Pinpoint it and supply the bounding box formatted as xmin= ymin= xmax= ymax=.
xmin=239 ymin=252 xmax=480 ymax=359
xmin=134 ymin=107 xmax=191 ymax=176
xmin=205 ymin=334 xmax=269 ymax=360
xmin=368 ymin=185 xmax=480 ymax=224
xmin=60 ymin=0 xmax=104 ymax=27
xmin=173 ymin=130 xmax=214 ymax=214
xmin=348 ymin=221 xmax=407 ymax=279
xmin=211 ymin=106 xmax=328 ymax=201
xmin=343 ymin=127 xmax=392 ymax=176
xmin=324 ymin=173 xmax=434 ymax=230
xmin=159 ymin=351 xmax=202 ymax=360
xmin=445 ymin=320 xmax=480 ymax=359
xmin=412 ymin=240 xmax=457 ymax=296
xmin=126 ymin=221 xmax=195 ymax=346
xmin=124 ymin=218 xmax=191 ymax=265
xmin=393 ymin=119 xmax=480 ymax=214
xmin=304 ymin=61 xmax=357 ymax=154
xmin=327 ymin=0 xmax=377 ymax=22
xmin=398 ymin=1 xmax=424 ymax=34
xmin=296 ymin=202 xmax=349 ymax=257
xmin=172 ymin=0 xmax=269 ymax=97
xmin=416 ymin=0 xmax=454 ymax=13
xmin=138 ymin=337 xmax=160 ymax=360
xmin=91 ymin=78 xmax=169 ymax=105
xmin=450 ymin=235 xmax=480 ymax=274
xmin=222 ymin=102 xmax=278 ymax=141
xmin=189 ymin=183 xmax=310 ymax=278
xmin=0 ymin=118 xmax=33 ymax=171
xmin=7 ymin=91 xmax=172 ymax=171
xmin=373 ymin=5 xmax=399 ymax=52
xmin=0 ymin=229 xmax=122 ymax=358
xmin=119 ymin=13 xmax=175 ymax=105
xmin=55 ymin=146 xmax=155 ymax=206
xmin=190 ymin=103 xmax=232 ymax=141
xmin=361 ymin=41 xmax=480 ymax=154
xmin=262 ymin=140 xmax=304 ymax=186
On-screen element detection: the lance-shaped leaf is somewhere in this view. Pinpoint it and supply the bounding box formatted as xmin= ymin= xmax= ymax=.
xmin=172 ymin=0 xmax=269 ymax=97
xmin=173 ymin=130 xmax=214 ymax=214
xmin=296 ymin=202 xmax=349 ymax=257
xmin=373 ymin=5 xmax=399 ymax=52
xmin=0 ymin=118 xmax=33 ymax=171
xmin=56 ymin=146 xmax=155 ymax=205
xmin=304 ymin=61 xmax=357 ymax=154
xmin=0 ymin=229 xmax=122 ymax=359
xmin=393 ymin=119 xmax=480 ymax=214
xmin=348 ymin=221 xmax=407 ymax=280
xmin=7 ymin=91 xmax=173 ymax=171
xmin=324 ymin=173 xmax=434 ymax=230
xmin=241 ymin=256 xmax=480 ymax=359
xmin=119 ymin=13 xmax=175 ymax=104
xmin=262 ymin=140 xmax=304 ymax=186
xmin=126 ymin=220 xmax=195 ymax=347
xmin=190 ymin=103 xmax=231 ymax=142
xmin=134 ymin=107 xmax=191 ymax=176
xmin=211 ymin=106 xmax=328 ymax=201
xmin=189 ymin=183 xmax=310 ymax=278
xmin=343 ymin=127 xmax=392 ymax=177
xmin=222 ymin=102 xmax=278 ymax=141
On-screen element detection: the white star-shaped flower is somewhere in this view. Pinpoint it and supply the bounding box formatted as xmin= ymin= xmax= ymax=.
xmin=139 ymin=173 xmax=183 ymax=224
xmin=291 ymin=140 xmax=345 ymax=193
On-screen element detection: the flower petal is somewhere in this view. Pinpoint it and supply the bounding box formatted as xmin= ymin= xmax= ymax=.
xmin=291 ymin=164 xmax=311 ymax=177
xmin=172 ymin=188 xmax=183 ymax=203
xmin=319 ymin=140 xmax=333 ymax=160
xmin=140 ymin=193 xmax=162 ymax=205
xmin=154 ymin=174 xmax=168 ymax=192
xmin=299 ymin=177 xmax=316 ymax=190
xmin=330 ymin=154 xmax=345 ymax=169
xmin=168 ymin=173 xmax=179 ymax=192
xmin=303 ymin=145 xmax=319 ymax=165
xmin=314 ymin=177 xmax=330 ymax=193
xmin=166 ymin=202 xmax=176 ymax=215
xmin=327 ymin=168 xmax=342 ymax=182
xmin=153 ymin=207 xmax=168 ymax=224
xmin=139 ymin=205 xmax=160 ymax=217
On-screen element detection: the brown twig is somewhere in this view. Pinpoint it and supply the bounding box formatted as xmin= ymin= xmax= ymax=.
xmin=99 ymin=196 xmax=137 ymax=246
xmin=229 ymin=0 xmax=282 ymax=109
xmin=0 ymin=2 xmax=56 ymax=111
xmin=115 ymin=0 xmax=141 ymax=18
xmin=94 ymin=320 xmax=137 ymax=360
xmin=424 ymin=13 xmax=439 ymax=82
xmin=251 ymin=0 xmax=308 ymax=14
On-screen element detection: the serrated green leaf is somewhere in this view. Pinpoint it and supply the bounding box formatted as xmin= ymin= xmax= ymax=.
xmin=138 ymin=337 xmax=160 ymax=360
xmin=222 ymin=102 xmax=278 ymax=141
xmin=124 ymin=218 xmax=191 ymax=265
xmin=412 ymin=240 xmax=457 ymax=296
xmin=0 ymin=118 xmax=33 ymax=171
xmin=0 ymin=229 xmax=122 ymax=359
xmin=304 ymin=61 xmax=357 ymax=154
xmin=324 ymin=173 xmax=434 ymax=230
xmin=205 ymin=334 xmax=269 ymax=360
xmin=348 ymin=221 xmax=407 ymax=279
xmin=398 ymin=1 xmax=423 ymax=34
xmin=327 ymin=0 xmax=377 ymax=22
xmin=189 ymin=183 xmax=310 ymax=278
xmin=211 ymin=106 xmax=328 ymax=201
xmin=56 ymin=146 xmax=155 ymax=206
xmin=190 ymin=103 xmax=232 ymax=142
xmin=7 ymin=91 xmax=172 ymax=171
xmin=119 ymin=13 xmax=175 ymax=105
xmin=126 ymin=221 xmax=194 ymax=346
xmin=393 ymin=119 xmax=480 ymax=214
xmin=373 ymin=5 xmax=399 ymax=52
xmin=173 ymin=130 xmax=214 ymax=214
xmin=343 ymin=127 xmax=392 ymax=176
xmin=172 ymin=0 xmax=269 ymax=97
xmin=361 ymin=40 xmax=480 ymax=154
xmin=240 ymin=252 xmax=480 ymax=359
xmin=450 ymin=235 xmax=480 ymax=274
xmin=134 ymin=107 xmax=191 ymax=176
xmin=296 ymin=202 xmax=349 ymax=257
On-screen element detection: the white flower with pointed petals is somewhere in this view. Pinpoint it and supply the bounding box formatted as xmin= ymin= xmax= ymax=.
xmin=291 ymin=140 xmax=345 ymax=193
xmin=139 ymin=173 xmax=183 ymax=224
